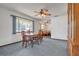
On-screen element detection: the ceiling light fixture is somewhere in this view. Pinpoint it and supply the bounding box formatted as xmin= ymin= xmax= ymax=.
xmin=34 ymin=9 xmax=51 ymax=17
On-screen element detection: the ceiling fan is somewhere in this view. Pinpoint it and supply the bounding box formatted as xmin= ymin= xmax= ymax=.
xmin=34 ymin=9 xmax=51 ymax=16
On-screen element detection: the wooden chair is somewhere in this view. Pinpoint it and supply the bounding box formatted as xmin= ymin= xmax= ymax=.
xmin=21 ymin=31 xmax=34 ymax=48
xmin=33 ymin=34 xmax=40 ymax=45
xmin=37 ymin=31 xmax=43 ymax=43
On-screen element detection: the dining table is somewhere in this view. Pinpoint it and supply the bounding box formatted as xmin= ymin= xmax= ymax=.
xmin=24 ymin=32 xmax=39 ymax=47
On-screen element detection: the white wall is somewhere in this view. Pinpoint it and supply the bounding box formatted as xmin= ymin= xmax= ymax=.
xmin=0 ymin=7 xmax=39 ymax=46
xmin=51 ymin=14 xmax=68 ymax=40
xmin=34 ymin=20 xmax=40 ymax=32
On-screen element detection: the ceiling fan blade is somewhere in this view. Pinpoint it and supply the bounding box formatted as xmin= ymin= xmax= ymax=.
xmin=34 ymin=8 xmax=51 ymax=16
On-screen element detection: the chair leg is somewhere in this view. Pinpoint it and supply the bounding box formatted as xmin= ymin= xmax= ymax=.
xmin=25 ymin=42 xmax=27 ymax=48
xmin=40 ymin=38 xmax=43 ymax=43
xmin=22 ymin=41 xmax=24 ymax=47
xmin=36 ymin=40 xmax=39 ymax=45
xmin=31 ymin=40 xmax=34 ymax=48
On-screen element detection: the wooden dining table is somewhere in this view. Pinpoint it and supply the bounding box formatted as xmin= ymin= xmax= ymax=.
xmin=21 ymin=31 xmax=43 ymax=48
xmin=24 ymin=32 xmax=39 ymax=47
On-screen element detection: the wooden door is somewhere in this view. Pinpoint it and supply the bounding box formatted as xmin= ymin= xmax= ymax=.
xmin=72 ymin=3 xmax=79 ymax=56
xmin=68 ymin=3 xmax=79 ymax=56
xmin=68 ymin=3 xmax=74 ymax=56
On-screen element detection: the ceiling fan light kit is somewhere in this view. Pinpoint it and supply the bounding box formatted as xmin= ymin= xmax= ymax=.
xmin=34 ymin=9 xmax=51 ymax=17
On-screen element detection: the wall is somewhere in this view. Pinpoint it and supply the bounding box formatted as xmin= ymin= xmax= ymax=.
xmin=0 ymin=6 xmax=39 ymax=46
xmin=34 ymin=20 xmax=40 ymax=32
xmin=51 ymin=14 xmax=68 ymax=40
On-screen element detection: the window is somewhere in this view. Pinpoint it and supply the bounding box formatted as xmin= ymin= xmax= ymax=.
xmin=12 ymin=15 xmax=34 ymax=34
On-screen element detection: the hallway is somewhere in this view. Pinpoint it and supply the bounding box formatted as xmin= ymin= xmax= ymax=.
xmin=0 ymin=37 xmax=68 ymax=56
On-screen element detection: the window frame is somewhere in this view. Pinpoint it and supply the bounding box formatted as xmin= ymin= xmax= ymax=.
xmin=11 ymin=15 xmax=34 ymax=34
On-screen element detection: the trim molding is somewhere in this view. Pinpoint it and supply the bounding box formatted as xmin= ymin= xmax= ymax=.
xmin=0 ymin=41 xmax=21 ymax=47
xmin=50 ymin=38 xmax=68 ymax=41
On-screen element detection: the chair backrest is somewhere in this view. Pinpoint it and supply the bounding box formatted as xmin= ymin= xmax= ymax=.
xmin=21 ymin=31 xmax=32 ymax=41
xmin=26 ymin=30 xmax=31 ymax=34
xmin=38 ymin=30 xmax=43 ymax=36
xmin=21 ymin=31 xmax=26 ymax=41
xmin=21 ymin=31 xmax=26 ymax=36
xmin=37 ymin=31 xmax=43 ymax=39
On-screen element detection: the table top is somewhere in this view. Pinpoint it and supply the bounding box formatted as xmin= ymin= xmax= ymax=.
xmin=25 ymin=32 xmax=38 ymax=36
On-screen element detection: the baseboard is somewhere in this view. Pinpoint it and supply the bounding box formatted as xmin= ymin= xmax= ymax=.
xmin=0 ymin=41 xmax=21 ymax=47
xmin=50 ymin=38 xmax=67 ymax=41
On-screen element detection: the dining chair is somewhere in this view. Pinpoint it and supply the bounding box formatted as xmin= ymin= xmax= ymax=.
xmin=21 ymin=31 xmax=34 ymax=48
xmin=33 ymin=34 xmax=40 ymax=45
xmin=37 ymin=31 xmax=43 ymax=43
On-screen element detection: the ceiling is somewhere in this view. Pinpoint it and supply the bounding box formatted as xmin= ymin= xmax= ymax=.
xmin=0 ymin=3 xmax=67 ymax=20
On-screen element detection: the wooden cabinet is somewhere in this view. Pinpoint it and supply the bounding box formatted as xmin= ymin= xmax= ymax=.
xmin=68 ymin=3 xmax=79 ymax=56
